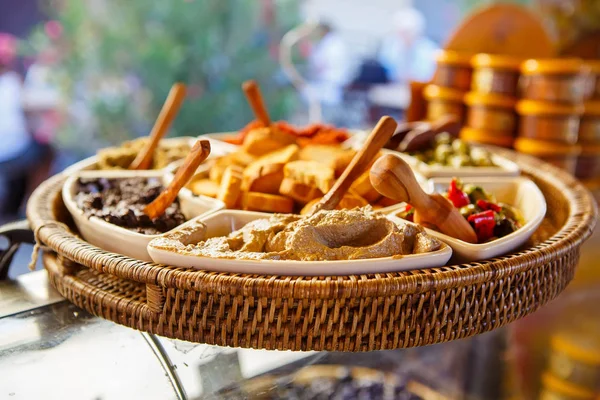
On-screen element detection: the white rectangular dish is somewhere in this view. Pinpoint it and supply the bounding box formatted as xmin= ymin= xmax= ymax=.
xmin=394 ymin=151 xmax=520 ymax=178
xmin=146 ymin=210 xmax=452 ymax=276
xmin=62 ymin=170 xmax=224 ymax=261
xmin=388 ymin=177 xmax=546 ymax=262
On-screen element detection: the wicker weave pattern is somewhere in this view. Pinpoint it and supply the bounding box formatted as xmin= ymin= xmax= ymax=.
xmin=29 ymin=148 xmax=597 ymax=351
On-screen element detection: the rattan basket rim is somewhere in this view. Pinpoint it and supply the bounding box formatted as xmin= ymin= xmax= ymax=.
xmin=27 ymin=147 xmax=597 ymax=299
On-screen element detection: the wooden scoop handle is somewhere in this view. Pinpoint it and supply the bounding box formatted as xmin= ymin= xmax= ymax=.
xmin=242 ymin=80 xmax=271 ymax=126
xmin=130 ymin=83 xmax=187 ymax=170
xmin=370 ymin=154 xmax=477 ymax=243
xmin=144 ymin=140 xmax=211 ymax=219
xmin=310 ymin=116 xmax=398 ymax=215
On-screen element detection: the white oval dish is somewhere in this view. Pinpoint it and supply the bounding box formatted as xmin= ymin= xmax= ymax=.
xmin=393 ymin=151 xmax=520 ymax=178
xmin=146 ymin=210 xmax=452 ymax=276
xmin=388 ymin=176 xmax=547 ymax=262
xmin=62 ymin=137 xmax=234 ymax=174
xmin=62 ymin=170 xmax=224 ymax=261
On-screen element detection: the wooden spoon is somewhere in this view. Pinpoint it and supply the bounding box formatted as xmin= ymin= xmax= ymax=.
xmin=309 ymin=116 xmax=398 ymax=215
xmin=395 ymin=115 xmax=461 ymax=153
xmin=130 ymin=83 xmax=187 ymax=170
xmin=144 ymin=139 xmax=211 ymax=219
xmin=370 ymin=154 xmax=478 ymax=243
xmin=242 ymin=80 xmax=271 ymax=126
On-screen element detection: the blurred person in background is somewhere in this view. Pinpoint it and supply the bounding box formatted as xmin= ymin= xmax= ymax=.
xmin=0 ymin=33 xmax=32 ymax=219
xmin=377 ymin=7 xmax=439 ymax=84
xmin=305 ymin=22 xmax=352 ymax=124
xmin=0 ymin=33 xmax=50 ymax=220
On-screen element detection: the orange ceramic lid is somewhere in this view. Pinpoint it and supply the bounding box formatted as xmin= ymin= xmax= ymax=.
xmin=465 ymin=91 xmax=517 ymax=108
xmin=423 ymin=85 xmax=465 ymax=102
xmin=471 ymin=53 xmax=522 ymax=70
xmin=435 ymin=50 xmax=473 ymax=66
xmin=516 ymin=100 xmax=584 ymax=116
xmin=514 ymin=137 xmax=581 ymax=156
xmin=460 ymin=127 xmax=514 ymax=147
xmin=585 ymin=60 xmax=600 ymax=74
xmin=444 ymin=4 xmax=555 ymax=58
xmin=584 ymin=101 xmax=600 ymax=116
xmin=541 ymin=372 xmax=596 ymax=399
xmin=521 ymin=58 xmax=586 ymax=75
xmin=551 ymin=332 xmax=600 ymax=364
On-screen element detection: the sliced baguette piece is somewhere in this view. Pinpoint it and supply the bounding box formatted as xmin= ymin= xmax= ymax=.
xmin=283 ymin=160 xmax=335 ymax=194
xmin=299 ymin=192 xmax=368 ymax=215
xmin=242 ymin=127 xmax=296 ymax=156
xmin=217 ymin=165 xmax=244 ymax=208
xmin=299 ymin=145 xmax=356 ymax=177
xmin=209 ymin=152 xmax=255 ymax=183
xmin=350 ymin=170 xmax=382 ymax=203
xmin=244 ymin=162 xmax=285 ymax=194
xmin=242 ymin=191 xmax=294 ymax=213
xmin=188 ymin=178 xmax=220 ymax=198
xmin=278 ymin=178 xmax=323 ymax=204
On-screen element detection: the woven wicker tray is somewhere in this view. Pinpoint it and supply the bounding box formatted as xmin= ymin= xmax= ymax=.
xmin=27 ymin=147 xmax=597 ymax=351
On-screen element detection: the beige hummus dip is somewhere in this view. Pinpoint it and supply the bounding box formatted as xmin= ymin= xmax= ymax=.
xmin=151 ymin=207 xmax=442 ymax=261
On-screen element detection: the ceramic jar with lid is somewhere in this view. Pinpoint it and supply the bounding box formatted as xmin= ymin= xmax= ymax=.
xmin=548 ymin=332 xmax=600 ymax=391
xmin=539 ymin=372 xmax=596 ymax=400
xmin=517 ymin=100 xmax=583 ymax=144
xmin=424 ymin=84 xmax=465 ymax=122
xmin=460 ymin=126 xmax=514 ymax=148
xmin=471 ymin=54 xmax=522 ymax=97
xmin=579 ymin=101 xmax=600 ymax=143
xmin=465 ymin=92 xmax=517 ymax=133
xmin=514 ymin=137 xmax=581 ymax=174
xmin=520 ymin=59 xmax=590 ymax=103
xmin=584 ymin=61 xmax=600 ymax=100
xmin=432 ymin=50 xmax=472 ymax=91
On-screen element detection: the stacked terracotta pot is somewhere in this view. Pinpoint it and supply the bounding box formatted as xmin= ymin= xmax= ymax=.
xmin=576 ymin=61 xmax=600 ymax=189
xmin=460 ymin=54 xmax=522 ymax=148
xmin=514 ymin=59 xmax=589 ymax=175
xmin=425 ymin=51 xmax=472 ymax=123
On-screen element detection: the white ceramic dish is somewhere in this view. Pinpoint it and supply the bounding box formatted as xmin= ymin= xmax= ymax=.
xmin=147 ymin=210 xmax=452 ymax=276
xmin=393 ymin=151 xmax=520 ymax=178
xmin=62 ymin=170 xmax=224 ymax=261
xmin=388 ymin=177 xmax=546 ymax=262
xmin=62 ymin=137 xmax=234 ymax=174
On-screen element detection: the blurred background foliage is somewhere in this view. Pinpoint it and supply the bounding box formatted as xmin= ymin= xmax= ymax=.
xmin=26 ymin=0 xmax=300 ymax=156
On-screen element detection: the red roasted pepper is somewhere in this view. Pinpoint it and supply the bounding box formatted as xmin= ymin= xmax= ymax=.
xmin=476 ymin=199 xmax=501 ymax=212
xmin=447 ymin=178 xmax=470 ymax=208
xmin=467 ymin=210 xmax=496 ymax=243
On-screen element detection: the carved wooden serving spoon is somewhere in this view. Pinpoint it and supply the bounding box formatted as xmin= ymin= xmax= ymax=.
xmin=370 ymin=153 xmax=478 ymax=243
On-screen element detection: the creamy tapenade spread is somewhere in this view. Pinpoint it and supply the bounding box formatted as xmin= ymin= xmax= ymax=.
xmin=75 ymin=177 xmax=186 ymax=235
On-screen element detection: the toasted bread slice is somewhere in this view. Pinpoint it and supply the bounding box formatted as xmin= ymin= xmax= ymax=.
xmin=279 ymin=178 xmax=323 ymax=204
xmin=338 ymin=192 xmax=369 ymax=209
xmin=244 ymin=162 xmax=285 ymax=194
xmin=283 ymin=160 xmax=335 ymax=193
xmin=242 ymin=127 xmax=297 ymax=156
xmin=242 ymin=192 xmax=294 ymax=213
xmin=209 ymin=152 xmax=255 ymax=183
xmin=188 ymin=178 xmax=220 ymax=198
xmin=242 ymin=144 xmax=299 ymax=190
xmin=350 ymin=170 xmax=382 ymax=203
xmin=299 ymin=145 xmax=356 ymax=177
xmin=217 ymin=165 xmax=244 ymax=208
xmin=299 ymin=192 xmax=368 ymax=215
